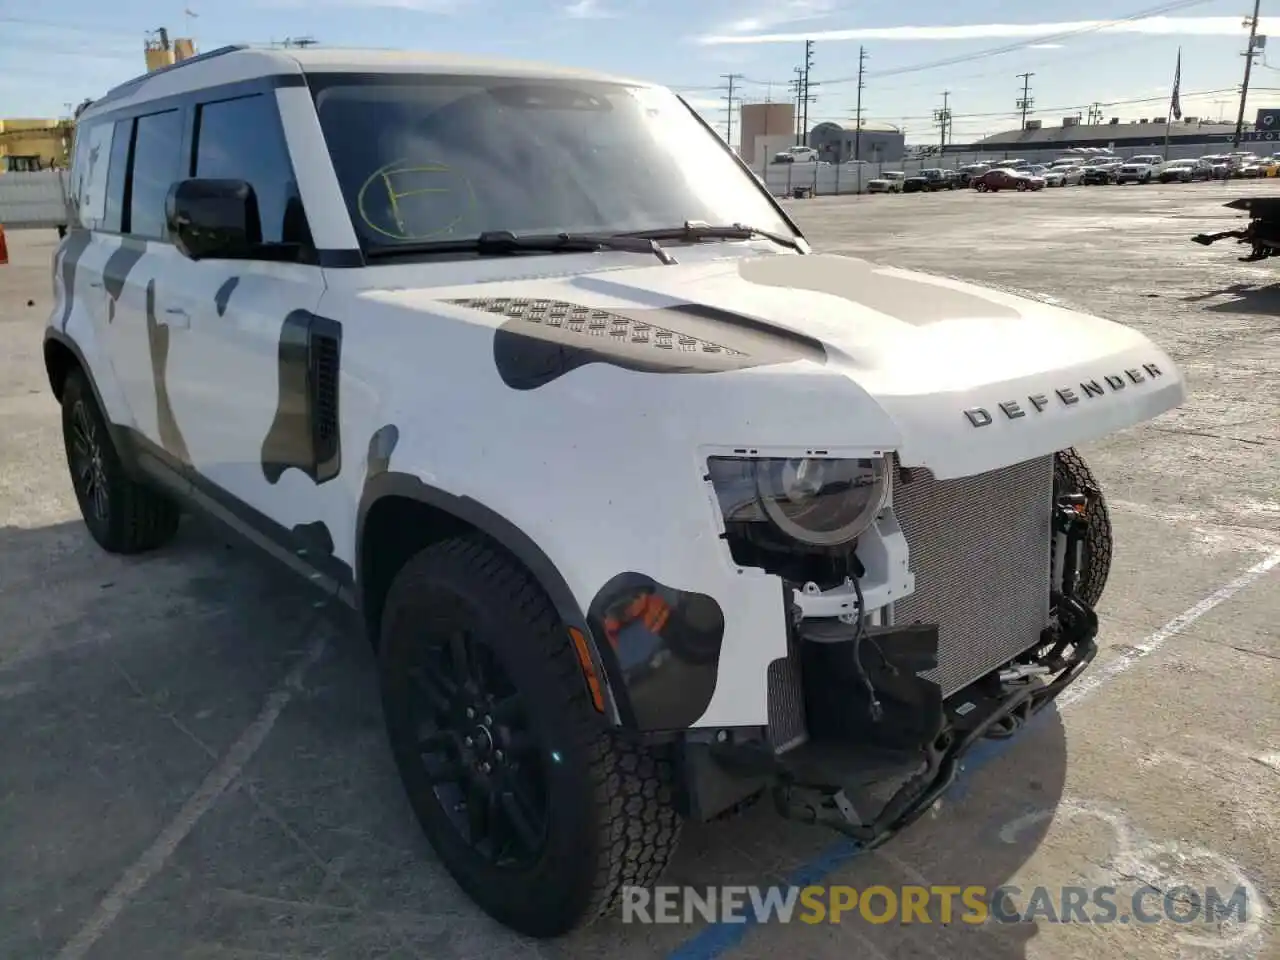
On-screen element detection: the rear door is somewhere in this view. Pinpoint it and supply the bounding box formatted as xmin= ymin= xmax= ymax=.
xmin=97 ymin=106 xmax=191 ymax=450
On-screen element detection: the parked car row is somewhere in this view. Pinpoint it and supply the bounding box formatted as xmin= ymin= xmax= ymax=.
xmin=859 ymin=151 xmax=1280 ymax=196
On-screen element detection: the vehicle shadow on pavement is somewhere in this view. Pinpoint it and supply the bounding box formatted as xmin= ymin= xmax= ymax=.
xmin=1181 ymin=281 xmax=1280 ymax=314
xmin=1198 ymin=283 xmax=1280 ymax=315
xmin=0 ymin=515 xmax=1069 ymax=960
xmin=541 ymin=682 xmax=1070 ymax=959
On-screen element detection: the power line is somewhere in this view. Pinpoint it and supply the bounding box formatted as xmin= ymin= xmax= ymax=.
xmin=1234 ymin=0 xmax=1263 ymax=149
xmin=803 ymin=84 xmax=1278 ymax=128
xmin=817 ymin=0 xmax=1218 ymax=85
xmin=1017 ymin=72 xmax=1035 ymax=130
xmin=719 ymin=72 xmax=742 ymax=148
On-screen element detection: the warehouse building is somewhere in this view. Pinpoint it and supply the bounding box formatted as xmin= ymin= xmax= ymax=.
xmin=807 ymin=120 xmax=907 ymax=163
xmin=964 ymin=115 xmax=1271 ymax=160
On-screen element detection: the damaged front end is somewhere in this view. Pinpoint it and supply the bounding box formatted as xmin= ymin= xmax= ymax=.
xmin=678 ymin=456 xmax=1101 ymax=848
xmin=1192 ymin=197 xmax=1280 ymax=262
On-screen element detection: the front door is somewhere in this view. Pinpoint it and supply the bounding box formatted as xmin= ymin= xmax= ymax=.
xmin=152 ymin=88 xmax=339 ymax=549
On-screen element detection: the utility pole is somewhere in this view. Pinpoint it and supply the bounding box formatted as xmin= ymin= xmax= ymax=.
xmin=933 ymin=91 xmax=951 ymax=153
xmin=1016 ymin=72 xmax=1035 ymax=130
xmin=801 ymin=40 xmax=816 ymax=145
xmin=1233 ymin=0 xmax=1263 ymax=149
xmin=720 ymin=73 xmax=742 ymax=149
xmin=853 ymin=46 xmax=867 ymax=162
xmin=790 ymin=67 xmax=805 ymax=143
xmin=1087 ymin=102 xmax=1103 ymax=125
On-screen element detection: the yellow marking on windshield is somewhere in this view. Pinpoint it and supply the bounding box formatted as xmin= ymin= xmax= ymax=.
xmin=357 ymin=159 xmax=478 ymax=241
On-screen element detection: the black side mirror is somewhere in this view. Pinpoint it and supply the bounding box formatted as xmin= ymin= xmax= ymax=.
xmin=166 ymin=178 xmax=262 ymax=260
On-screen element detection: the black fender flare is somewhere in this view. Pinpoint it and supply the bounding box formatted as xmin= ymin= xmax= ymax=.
xmin=43 ymin=330 xmax=142 ymax=480
xmin=356 ymin=472 xmax=635 ymax=728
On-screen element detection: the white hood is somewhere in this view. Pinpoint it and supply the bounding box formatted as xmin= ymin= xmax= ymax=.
xmin=382 ymin=251 xmax=1186 ymax=478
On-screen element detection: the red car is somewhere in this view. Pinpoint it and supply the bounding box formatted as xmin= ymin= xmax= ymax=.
xmin=973 ymin=168 xmax=1045 ymax=192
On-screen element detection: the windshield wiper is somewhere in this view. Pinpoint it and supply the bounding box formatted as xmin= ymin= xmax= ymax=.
xmin=615 ymin=220 xmax=801 ymax=251
xmin=365 ymin=230 xmax=676 ymax=265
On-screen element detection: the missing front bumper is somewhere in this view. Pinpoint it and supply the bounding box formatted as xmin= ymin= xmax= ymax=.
xmin=706 ymin=594 xmax=1097 ymax=847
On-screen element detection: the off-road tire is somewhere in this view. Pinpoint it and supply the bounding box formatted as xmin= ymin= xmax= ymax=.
xmin=1053 ymin=448 xmax=1113 ymax=608
xmin=61 ymin=369 xmax=181 ymax=554
xmin=378 ymin=535 xmax=682 ymax=938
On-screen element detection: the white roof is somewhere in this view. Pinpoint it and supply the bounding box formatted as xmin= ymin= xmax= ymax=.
xmin=82 ymin=45 xmax=657 ymax=120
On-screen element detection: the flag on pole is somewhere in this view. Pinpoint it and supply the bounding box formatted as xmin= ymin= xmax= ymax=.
xmin=1170 ymin=47 xmax=1182 ymax=121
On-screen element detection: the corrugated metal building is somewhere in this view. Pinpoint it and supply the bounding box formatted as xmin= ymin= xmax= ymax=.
xmin=807 ymin=120 xmax=906 ymax=163
xmin=971 ymin=116 xmax=1247 ymax=153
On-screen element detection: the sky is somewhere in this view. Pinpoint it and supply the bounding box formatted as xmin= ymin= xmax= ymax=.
xmin=2 ymin=0 xmax=1279 ymax=143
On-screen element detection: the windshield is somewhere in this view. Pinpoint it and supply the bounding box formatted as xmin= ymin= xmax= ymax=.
xmin=308 ymin=73 xmax=793 ymax=253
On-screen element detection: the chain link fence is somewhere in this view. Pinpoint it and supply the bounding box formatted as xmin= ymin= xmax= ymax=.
xmin=756 ymin=142 xmax=1274 ymax=198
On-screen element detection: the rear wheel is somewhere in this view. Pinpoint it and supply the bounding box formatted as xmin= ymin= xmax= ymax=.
xmin=60 ymin=369 xmax=181 ymax=553
xmin=1053 ymin=448 xmax=1113 ymax=608
xmin=378 ymin=536 xmax=682 ymax=938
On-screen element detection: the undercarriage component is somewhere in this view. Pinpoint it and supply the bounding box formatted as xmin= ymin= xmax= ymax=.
xmin=1192 ymin=197 xmax=1280 ymax=262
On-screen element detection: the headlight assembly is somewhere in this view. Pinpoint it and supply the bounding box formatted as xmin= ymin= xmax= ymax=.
xmin=707 ymin=455 xmax=890 ymax=547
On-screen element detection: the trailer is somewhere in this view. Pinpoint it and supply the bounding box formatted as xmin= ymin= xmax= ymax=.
xmin=1191 ymin=196 xmax=1280 ymax=262
xmin=0 ymin=170 xmax=71 ymax=232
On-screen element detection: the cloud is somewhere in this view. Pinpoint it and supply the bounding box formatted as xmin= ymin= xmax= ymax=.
xmin=695 ymin=15 xmax=1280 ymax=45
xmin=268 ymin=0 xmax=468 ymax=10
xmin=562 ymin=0 xmax=617 ymax=18
xmin=720 ymin=0 xmax=839 ymax=34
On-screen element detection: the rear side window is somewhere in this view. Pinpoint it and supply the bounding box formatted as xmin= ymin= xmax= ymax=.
xmin=69 ymin=120 xmax=112 ymax=229
xmin=193 ymin=93 xmax=308 ymax=246
xmin=102 ymin=119 xmax=132 ymax=234
xmin=128 ymin=108 xmax=184 ymax=241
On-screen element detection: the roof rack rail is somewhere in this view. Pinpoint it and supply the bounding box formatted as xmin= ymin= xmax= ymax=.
xmin=95 ymin=44 xmax=250 ymax=105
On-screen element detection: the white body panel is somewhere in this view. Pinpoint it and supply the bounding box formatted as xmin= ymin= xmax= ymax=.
xmin=46 ymin=46 xmax=1188 ymax=732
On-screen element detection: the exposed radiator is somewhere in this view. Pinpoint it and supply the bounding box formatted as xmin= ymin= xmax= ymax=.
xmin=764 ymin=456 xmax=1055 ymax=750
xmin=891 ymin=456 xmax=1054 ymax=697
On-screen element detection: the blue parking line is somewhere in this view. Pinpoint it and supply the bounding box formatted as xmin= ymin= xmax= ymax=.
xmin=665 ymin=710 xmax=1054 ymax=960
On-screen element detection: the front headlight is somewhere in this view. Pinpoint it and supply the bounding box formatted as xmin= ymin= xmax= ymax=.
xmin=707 ymin=455 xmax=890 ymax=547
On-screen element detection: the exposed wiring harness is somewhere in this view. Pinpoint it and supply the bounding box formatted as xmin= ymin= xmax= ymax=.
xmin=846 ymin=574 xmax=883 ymax=721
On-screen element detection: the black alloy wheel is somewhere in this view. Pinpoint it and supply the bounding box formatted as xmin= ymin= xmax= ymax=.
xmin=397 ymin=593 xmax=548 ymax=868
xmin=68 ymin=397 xmax=110 ymax=527
xmin=377 ymin=535 xmax=683 ymax=937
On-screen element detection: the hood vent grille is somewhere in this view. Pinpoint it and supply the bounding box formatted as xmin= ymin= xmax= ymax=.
xmin=447 ymin=297 xmax=748 ymax=357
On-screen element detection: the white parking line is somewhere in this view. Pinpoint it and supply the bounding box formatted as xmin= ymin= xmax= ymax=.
xmin=54 ymin=633 xmax=328 ymax=960
xmin=1058 ymin=549 xmax=1280 ymax=709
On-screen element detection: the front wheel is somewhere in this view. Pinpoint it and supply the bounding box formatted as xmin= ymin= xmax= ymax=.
xmin=976 ymin=182 xmax=988 ymax=192
xmin=378 ymin=536 xmax=682 ymax=938
xmin=1017 ymin=181 xmax=1028 ymax=191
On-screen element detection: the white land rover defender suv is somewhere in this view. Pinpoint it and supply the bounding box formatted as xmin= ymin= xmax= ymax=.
xmin=45 ymin=46 xmax=1186 ymax=938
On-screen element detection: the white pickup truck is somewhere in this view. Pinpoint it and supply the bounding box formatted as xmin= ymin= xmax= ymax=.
xmin=1115 ymin=154 xmax=1165 ymax=184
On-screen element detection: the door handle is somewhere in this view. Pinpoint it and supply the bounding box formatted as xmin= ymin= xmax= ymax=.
xmin=89 ymin=281 xmax=103 ymax=288
xmin=165 ymin=308 xmax=188 ymax=316
xmin=163 ymin=307 xmax=191 ymax=328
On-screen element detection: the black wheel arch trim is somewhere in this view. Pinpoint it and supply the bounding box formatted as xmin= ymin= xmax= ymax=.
xmin=356 ymin=471 xmax=635 ymax=729
xmin=43 ymin=329 xmax=142 ymax=481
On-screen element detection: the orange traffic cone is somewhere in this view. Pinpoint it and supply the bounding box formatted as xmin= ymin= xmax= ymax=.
xmin=0 ymin=225 xmax=8 ymax=266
